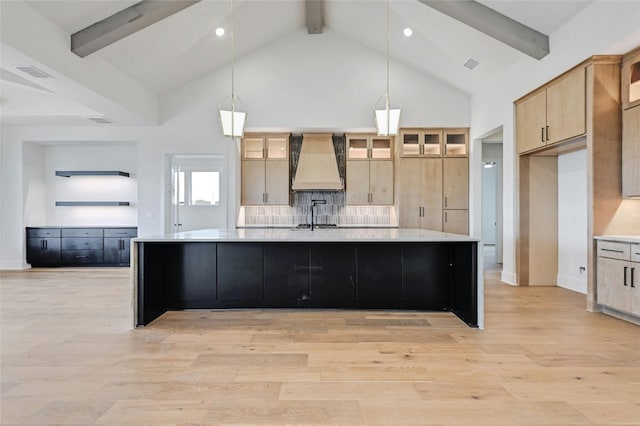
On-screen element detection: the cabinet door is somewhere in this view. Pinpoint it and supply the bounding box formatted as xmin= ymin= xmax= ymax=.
xmin=397 ymin=158 xmax=422 ymax=228
xmin=357 ymin=244 xmax=402 ymax=303
xmin=104 ymin=238 xmax=121 ymax=263
xmin=265 ymin=160 xmax=289 ymax=205
xmin=546 ymin=67 xmax=586 ymax=144
xmin=121 ymin=238 xmax=131 ymax=265
xmin=516 ymin=90 xmax=547 ymax=153
xmin=443 ymin=210 xmax=469 ymax=235
xmin=27 ymin=238 xmax=60 ymax=266
xmin=165 ymin=243 xmax=216 ymax=309
xmin=241 ymin=160 xmax=265 ymax=205
xmin=217 ymin=243 xmax=263 ymax=300
xmin=622 ymin=106 xmax=640 ymax=197
xmin=598 ymin=257 xmax=633 ymax=313
xmin=402 ymin=244 xmax=449 ymax=308
xmin=443 ymin=158 xmax=468 ymax=210
xmin=309 ymin=244 xmax=356 ymax=304
xmin=421 ymin=158 xmax=443 ymax=231
xmin=264 ymin=244 xmax=309 ymax=302
xmin=346 ymin=160 xmax=370 ymax=205
xmin=369 ymin=161 xmax=393 ymax=205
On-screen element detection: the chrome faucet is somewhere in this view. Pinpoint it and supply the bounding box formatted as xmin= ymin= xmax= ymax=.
xmin=310 ymin=199 xmax=326 ymax=231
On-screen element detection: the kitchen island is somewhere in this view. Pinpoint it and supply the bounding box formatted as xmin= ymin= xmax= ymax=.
xmin=132 ymin=228 xmax=483 ymax=328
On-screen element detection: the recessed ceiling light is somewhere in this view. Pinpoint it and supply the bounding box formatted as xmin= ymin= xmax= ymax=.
xmin=464 ymin=58 xmax=480 ymax=70
xmin=403 ymin=28 xmax=413 ymax=37
xmin=215 ymin=27 xmax=225 ymax=37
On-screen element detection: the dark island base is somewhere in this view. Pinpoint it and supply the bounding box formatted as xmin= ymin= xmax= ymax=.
xmin=137 ymin=241 xmax=478 ymax=328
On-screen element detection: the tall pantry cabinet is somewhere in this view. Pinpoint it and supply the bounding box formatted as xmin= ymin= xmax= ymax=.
xmin=397 ymin=128 xmax=469 ymax=235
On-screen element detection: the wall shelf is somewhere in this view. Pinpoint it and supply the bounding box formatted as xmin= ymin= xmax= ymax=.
xmin=55 ymin=201 xmax=130 ymax=207
xmin=55 ymin=170 xmax=130 ymax=177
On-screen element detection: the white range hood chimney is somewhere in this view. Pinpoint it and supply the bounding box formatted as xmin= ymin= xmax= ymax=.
xmin=291 ymin=133 xmax=344 ymax=191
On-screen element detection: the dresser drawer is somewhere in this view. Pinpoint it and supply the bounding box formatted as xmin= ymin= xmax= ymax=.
xmin=62 ymin=228 xmax=103 ymax=237
xmin=61 ymin=250 xmax=104 ymax=264
xmin=632 ymin=244 xmax=640 ymax=263
xmin=597 ymin=240 xmax=631 ymax=261
xmin=27 ymin=228 xmax=61 ymax=238
xmin=61 ymin=237 xmax=103 ymax=250
xmin=104 ymin=228 xmax=137 ymax=238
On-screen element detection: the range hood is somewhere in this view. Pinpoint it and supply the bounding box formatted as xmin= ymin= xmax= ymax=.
xmin=292 ymin=133 xmax=344 ymax=191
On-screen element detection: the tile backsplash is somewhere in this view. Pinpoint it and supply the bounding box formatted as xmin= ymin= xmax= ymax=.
xmin=242 ymin=192 xmax=394 ymax=226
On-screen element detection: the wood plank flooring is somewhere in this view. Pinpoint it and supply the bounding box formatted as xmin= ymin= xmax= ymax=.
xmin=1 ymin=252 xmax=639 ymax=425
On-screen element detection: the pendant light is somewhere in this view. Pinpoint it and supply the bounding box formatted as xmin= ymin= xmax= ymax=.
xmin=218 ymin=0 xmax=246 ymax=138
xmin=374 ymin=0 xmax=401 ymax=136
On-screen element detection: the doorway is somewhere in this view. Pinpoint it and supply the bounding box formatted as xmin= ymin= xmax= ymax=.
xmin=481 ymin=129 xmax=503 ymax=264
xmin=168 ymin=155 xmax=226 ymax=232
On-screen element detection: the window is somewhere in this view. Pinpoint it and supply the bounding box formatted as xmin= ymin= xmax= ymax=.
xmin=174 ymin=170 xmax=220 ymax=206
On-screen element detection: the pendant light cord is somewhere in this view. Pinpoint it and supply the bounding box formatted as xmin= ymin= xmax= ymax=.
xmin=386 ymin=0 xmax=390 ymax=133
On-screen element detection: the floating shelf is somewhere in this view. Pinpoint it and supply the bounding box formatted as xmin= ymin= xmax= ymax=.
xmin=55 ymin=171 xmax=130 ymax=177
xmin=55 ymin=201 xmax=130 ymax=207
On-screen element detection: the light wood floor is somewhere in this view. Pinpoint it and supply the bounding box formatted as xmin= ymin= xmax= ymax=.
xmin=1 ymin=251 xmax=639 ymax=425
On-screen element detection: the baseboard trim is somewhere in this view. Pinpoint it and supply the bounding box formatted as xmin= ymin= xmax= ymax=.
xmin=557 ymin=274 xmax=587 ymax=294
xmin=0 ymin=260 xmax=30 ymax=270
xmin=500 ymin=271 xmax=517 ymax=286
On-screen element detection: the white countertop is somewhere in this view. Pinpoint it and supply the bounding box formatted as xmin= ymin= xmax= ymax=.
xmin=134 ymin=228 xmax=481 ymax=243
xmin=594 ymin=235 xmax=640 ymax=244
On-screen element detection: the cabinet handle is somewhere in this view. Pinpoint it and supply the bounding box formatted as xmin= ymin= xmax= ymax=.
xmin=546 ymin=126 xmax=550 ymax=141
xmin=624 ymin=266 xmax=628 ymax=286
xmin=444 ymin=196 xmax=448 ymax=208
xmin=75 ymin=255 xmax=88 ymax=259
xmin=541 ymin=127 xmax=545 ymax=142
xmin=602 ymin=248 xmax=624 ymax=254
xmin=631 ymin=268 xmax=635 ymax=288
xmin=41 ymin=240 xmax=45 ymax=250
xmin=445 ymin=212 xmax=448 ymax=223
xmin=44 ymin=240 xmax=48 ymax=250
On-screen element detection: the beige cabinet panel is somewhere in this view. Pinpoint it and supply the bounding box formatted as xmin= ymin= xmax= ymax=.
xmin=546 ymin=67 xmax=586 ymax=144
xmin=421 ymin=158 xmax=443 ymax=231
xmin=241 ymin=160 xmax=266 ymax=205
xmin=516 ymin=91 xmax=547 ymax=154
xmin=443 ymin=158 xmax=468 ymax=210
xmin=622 ymin=105 xmax=640 ymax=197
xmin=265 ymin=160 xmax=289 ymax=205
xmin=443 ymin=210 xmax=468 ymax=235
xmin=597 ymin=256 xmax=634 ymax=314
xmin=346 ymin=160 xmax=371 ymax=205
xmin=370 ymin=161 xmax=394 ymax=205
xmin=397 ymin=158 xmax=422 ymax=228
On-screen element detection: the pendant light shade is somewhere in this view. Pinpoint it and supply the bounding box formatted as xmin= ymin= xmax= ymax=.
xmin=218 ymin=0 xmax=246 ymax=138
xmin=374 ymin=0 xmax=401 ymax=136
xmin=219 ymin=96 xmax=246 ymax=137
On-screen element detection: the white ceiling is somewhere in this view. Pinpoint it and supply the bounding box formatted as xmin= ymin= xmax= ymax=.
xmin=1 ymin=0 xmax=595 ymax=126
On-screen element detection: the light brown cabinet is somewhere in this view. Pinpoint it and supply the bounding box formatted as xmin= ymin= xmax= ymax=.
xmin=443 ymin=157 xmax=469 ymax=234
xmin=241 ymin=133 xmax=290 ymax=205
xmin=400 ymin=128 xmax=468 ymax=157
xmin=597 ymin=240 xmax=640 ymax=318
xmin=622 ymin=105 xmax=640 ymax=198
xmin=516 ymin=66 xmax=586 ymax=154
xmin=621 ymin=46 xmax=640 ymax=109
xmin=397 ymin=158 xmax=443 ymax=230
xmin=346 ymin=134 xmax=393 ymax=205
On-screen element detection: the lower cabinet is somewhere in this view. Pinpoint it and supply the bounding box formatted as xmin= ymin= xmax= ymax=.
xmin=137 ymin=241 xmax=479 ymax=327
xmin=596 ymin=239 xmax=640 ymax=319
xmin=26 ymin=227 xmax=136 ymax=267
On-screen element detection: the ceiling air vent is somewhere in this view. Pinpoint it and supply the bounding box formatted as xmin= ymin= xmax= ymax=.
xmin=85 ymin=116 xmax=114 ymax=124
xmin=464 ymin=58 xmax=479 ymax=70
xmin=16 ymin=66 xmax=54 ymax=79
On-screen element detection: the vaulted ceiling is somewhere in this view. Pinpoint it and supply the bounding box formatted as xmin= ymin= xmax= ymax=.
xmin=0 ymin=0 xmax=596 ymax=126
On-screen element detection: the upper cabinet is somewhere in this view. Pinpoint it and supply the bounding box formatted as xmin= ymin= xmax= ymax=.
xmin=346 ymin=134 xmax=393 ymax=205
xmin=241 ymin=133 xmax=290 ymax=205
xmin=516 ymin=66 xmax=586 ymax=154
xmin=622 ymin=47 xmax=640 ymax=198
xmin=400 ymin=129 xmax=467 ymax=157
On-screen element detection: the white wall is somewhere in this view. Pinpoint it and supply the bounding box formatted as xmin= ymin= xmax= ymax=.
xmin=470 ymin=0 xmax=640 ymax=285
xmin=557 ymin=150 xmax=588 ymax=294
xmin=23 ymin=142 xmax=46 ymax=226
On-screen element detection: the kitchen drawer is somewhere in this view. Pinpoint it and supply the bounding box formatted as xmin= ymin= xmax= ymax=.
xmin=27 ymin=228 xmax=61 ymax=238
xmin=597 ymin=240 xmax=631 ymax=261
xmin=632 ymin=244 xmax=640 ymax=263
xmin=61 ymin=250 xmax=104 ymax=264
xmin=62 ymin=237 xmax=103 ymax=250
xmin=62 ymin=228 xmax=103 ymax=237
xmin=104 ymin=228 xmax=137 ymax=238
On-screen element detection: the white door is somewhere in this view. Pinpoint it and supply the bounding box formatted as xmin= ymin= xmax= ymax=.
xmin=169 ymin=155 xmax=226 ymax=232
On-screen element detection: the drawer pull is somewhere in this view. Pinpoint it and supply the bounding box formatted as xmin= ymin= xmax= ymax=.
xmin=75 ymin=255 xmax=89 ymax=259
xmin=601 ymin=248 xmax=624 ymax=253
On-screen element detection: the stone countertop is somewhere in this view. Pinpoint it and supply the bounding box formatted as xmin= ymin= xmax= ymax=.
xmin=594 ymin=235 xmax=640 ymax=244
xmin=134 ymin=228 xmax=481 ymax=243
